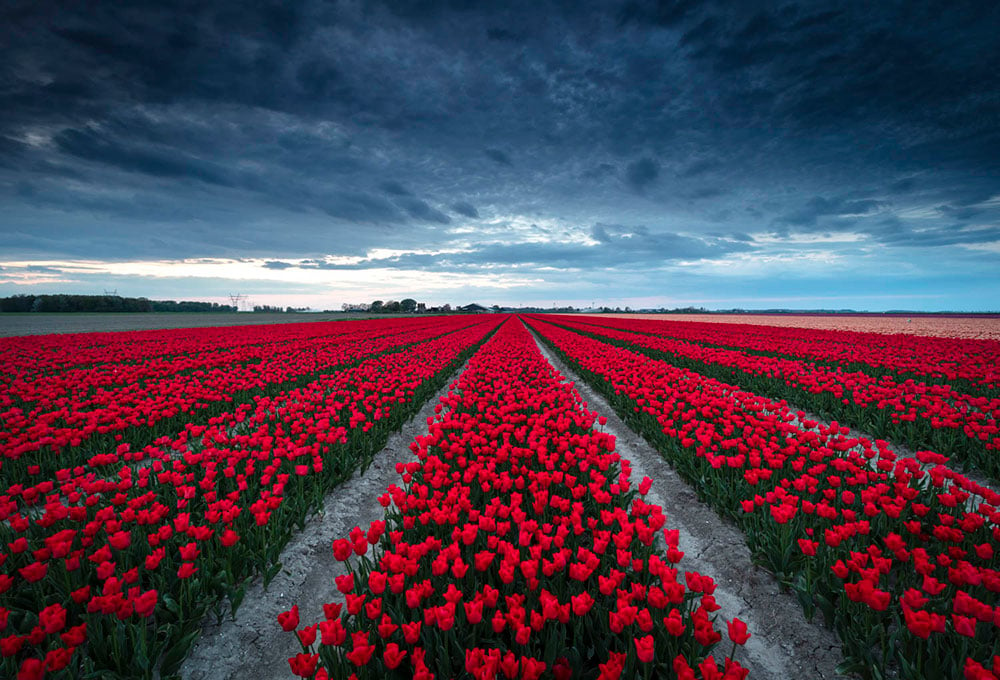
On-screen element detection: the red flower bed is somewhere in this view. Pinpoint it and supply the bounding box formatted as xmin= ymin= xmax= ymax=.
xmin=0 ymin=317 xmax=484 ymax=477
xmin=526 ymin=316 xmax=999 ymax=680
xmin=570 ymin=314 xmax=1000 ymax=391
xmin=0 ymin=316 xmax=501 ymax=679
xmin=281 ymin=318 xmax=748 ymax=679
xmin=535 ymin=316 xmax=1000 ymax=480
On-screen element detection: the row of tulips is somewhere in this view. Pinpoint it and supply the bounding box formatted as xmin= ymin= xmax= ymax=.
xmin=525 ymin=316 xmax=999 ymax=680
xmin=279 ymin=317 xmax=750 ymax=680
xmin=0 ymin=316 xmax=502 ymax=679
xmin=2 ymin=321 xmax=394 ymax=408
xmin=572 ymin=315 xmax=1000 ymax=394
xmin=535 ymin=316 xmax=1000 ymax=482
xmin=0 ymin=317 xmax=485 ymax=478
xmin=0 ymin=316 xmax=406 ymax=380
xmin=1 ymin=318 xmax=382 ymax=394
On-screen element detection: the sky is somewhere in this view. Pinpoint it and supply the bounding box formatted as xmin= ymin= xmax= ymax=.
xmin=1 ymin=0 xmax=999 ymax=311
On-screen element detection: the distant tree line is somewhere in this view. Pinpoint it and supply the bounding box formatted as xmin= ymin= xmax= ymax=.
xmin=368 ymin=299 xmax=419 ymax=313
xmin=152 ymin=300 xmax=237 ymax=313
xmin=0 ymin=294 xmax=236 ymax=313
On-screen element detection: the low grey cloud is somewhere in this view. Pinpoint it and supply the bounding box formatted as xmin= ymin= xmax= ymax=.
xmin=451 ymin=201 xmax=479 ymax=218
xmin=263 ymin=260 xmax=295 ymax=270
xmin=870 ymin=218 xmax=1000 ymax=249
xmin=777 ymin=196 xmax=889 ymax=228
xmin=380 ymin=181 xmax=411 ymax=196
xmin=261 ymin=222 xmax=752 ymax=274
xmin=396 ymin=197 xmax=451 ymax=224
xmin=935 ymin=204 xmax=982 ymax=221
xmin=315 ymin=191 xmax=403 ymax=224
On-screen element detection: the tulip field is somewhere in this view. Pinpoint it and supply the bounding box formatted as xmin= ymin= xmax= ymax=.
xmin=1 ymin=313 xmax=998 ymax=679
xmin=535 ymin=315 xmax=1000 ymax=482
xmin=278 ymin=318 xmax=748 ymax=680
xmin=0 ymin=316 xmax=503 ymax=678
xmin=523 ymin=314 xmax=1000 ymax=680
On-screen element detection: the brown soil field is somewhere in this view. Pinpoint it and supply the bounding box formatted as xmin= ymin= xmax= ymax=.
xmin=0 ymin=312 xmax=396 ymax=337
xmin=588 ymin=313 xmax=1000 ymax=340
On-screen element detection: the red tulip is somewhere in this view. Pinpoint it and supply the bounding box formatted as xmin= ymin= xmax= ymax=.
xmin=332 ymin=538 xmax=353 ymax=561
xmin=727 ymin=617 xmax=750 ymax=645
xmin=38 ymin=603 xmax=66 ymax=634
xmin=288 ymin=652 xmax=318 ymax=677
xmin=278 ymin=605 xmax=300 ymax=632
xmin=627 ymin=635 xmax=652 ymax=664
xmin=18 ymin=658 xmax=45 ymax=680
xmin=383 ymin=642 xmax=407 ymax=670
xmin=44 ymin=646 xmax=75 ymax=672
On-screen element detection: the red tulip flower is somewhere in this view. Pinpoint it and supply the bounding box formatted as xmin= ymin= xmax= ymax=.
xmin=727 ymin=617 xmax=750 ymax=645
xmin=278 ymin=605 xmax=300 ymax=632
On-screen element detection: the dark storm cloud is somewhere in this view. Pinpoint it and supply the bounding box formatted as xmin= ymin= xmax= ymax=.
xmin=587 ymin=223 xmax=752 ymax=263
xmin=0 ymin=135 xmax=28 ymax=164
xmin=617 ymin=0 xmax=698 ymax=28
xmin=582 ymin=164 xmax=617 ymax=182
xmin=486 ymin=27 xmax=523 ymax=43
xmin=677 ymin=4 xmax=1000 ymax=149
xmin=484 ymin=149 xmax=512 ymax=166
xmin=451 ymin=201 xmax=479 ymax=218
xmin=12 ymin=178 xmax=206 ymax=224
xmin=870 ymin=217 xmax=1000 ymax=249
xmin=54 ymin=127 xmax=236 ymax=187
xmin=686 ymin=187 xmax=726 ymax=201
xmin=0 ymin=0 xmax=998 ymax=305
xmin=936 ymin=204 xmax=983 ymax=222
xmin=778 ymin=196 xmax=889 ymax=228
xmin=624 ymin=158 xmax=659 ymax=192
xmin=888 ymin=177 xmax=918 ymax=194
xmin=677 ymin=159 xmax=720 ymax=179
xmin=380 ymin=181 xmax=412 ymax=196
xmin=396 ymin=197 xmax=451 ymax=224
xmin=316 ymin=191 xmax=403 ymax=224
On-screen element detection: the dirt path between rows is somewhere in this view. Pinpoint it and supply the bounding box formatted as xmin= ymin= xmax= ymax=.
xmin=529 ymin=331 xmax=850 ymax=680
xmin=178 ymin=356 xmax=474 ymax=680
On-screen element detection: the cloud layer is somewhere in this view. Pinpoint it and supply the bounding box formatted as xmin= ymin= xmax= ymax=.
xmin=1 ymin=0 xmax=998 ymax=309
